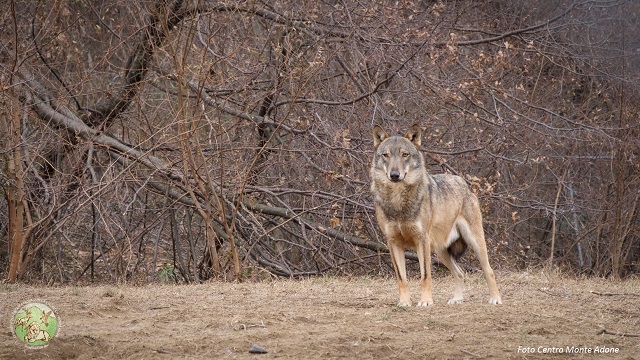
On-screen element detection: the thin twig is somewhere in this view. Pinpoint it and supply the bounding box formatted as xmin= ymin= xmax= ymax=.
xmin=597 ymin=326 xmax=640 ymax=337
xmin=548 ymin=169 xmax=567 ymax=265
xmin=461 ymin=349 xmax=482 ymax=358
xmin=237 ymin=321 xmax=267 ymax=330
xmin=537 ymin=288 xmax=566 ymax=297
xmin=590 ymin=291 xmax=640 ymax=297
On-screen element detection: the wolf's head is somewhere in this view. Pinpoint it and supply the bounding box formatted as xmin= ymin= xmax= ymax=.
xmin=372 ymin=124 xmax=425 ymax=183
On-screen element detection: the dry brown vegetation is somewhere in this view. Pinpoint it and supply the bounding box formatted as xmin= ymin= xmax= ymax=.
xmin=2 ymin=271 xmax=640 ymax=359
xmin=1 ymin=0 xmax=640 ymax=284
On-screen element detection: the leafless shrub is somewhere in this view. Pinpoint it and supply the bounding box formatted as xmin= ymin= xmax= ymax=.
xmin=1 ymin=0 xmax=638 ymax=283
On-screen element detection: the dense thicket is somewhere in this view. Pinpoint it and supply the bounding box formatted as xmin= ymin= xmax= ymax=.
xmin=1 ymin=0 xmax=638 ymax=283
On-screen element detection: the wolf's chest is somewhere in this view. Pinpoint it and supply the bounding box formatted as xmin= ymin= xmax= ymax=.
xmin=382 ymin=220 xmax=425 ymax=249
xmin=375 ymin=184 xmax=424 ymax=221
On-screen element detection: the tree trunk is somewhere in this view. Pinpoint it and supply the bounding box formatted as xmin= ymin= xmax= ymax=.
xmin=2 ymin=91 xmax=26 ymax=283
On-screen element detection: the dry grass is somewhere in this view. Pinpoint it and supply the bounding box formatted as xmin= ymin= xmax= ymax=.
xmin=2 ymin=271 xmax=639 ymax=359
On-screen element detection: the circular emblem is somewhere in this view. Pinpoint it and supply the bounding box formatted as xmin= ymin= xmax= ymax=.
xmin=11 ymin=301 xmax=59 ymax=348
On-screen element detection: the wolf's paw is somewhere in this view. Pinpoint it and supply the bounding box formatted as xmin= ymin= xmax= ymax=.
xmin=416 ymin=299 xmax=433 ymax=307
xmin=488 ymin=296 xmax=502 ymax=305
xmin=396 ymin=300 xmax=412 ymax=308
xmin=447 ymin=297 xmax=464 ymax=305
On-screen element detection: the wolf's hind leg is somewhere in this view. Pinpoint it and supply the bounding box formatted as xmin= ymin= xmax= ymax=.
xmin=459 ymin=220 xmax=502 ymax=304
xmin=436 ymin=248 xmax=465 ymax=304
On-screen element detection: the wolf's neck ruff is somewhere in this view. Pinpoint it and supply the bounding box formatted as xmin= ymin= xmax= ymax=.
xmin=374 ymin=175 xmax=426 ymax=221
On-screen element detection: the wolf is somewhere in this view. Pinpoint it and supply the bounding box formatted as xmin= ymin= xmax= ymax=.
xmin=370 ymin=124 xmax=502 ymax=306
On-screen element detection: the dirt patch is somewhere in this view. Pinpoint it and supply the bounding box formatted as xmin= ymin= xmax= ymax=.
xmin=1 ymin=271 xmax=639 ymax=359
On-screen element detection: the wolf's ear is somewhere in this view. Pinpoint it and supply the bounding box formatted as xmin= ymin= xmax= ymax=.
xmin=372 ymin=125 xmax=389 ymax=149
xmin=403 ymin=124 xmax=422 ymax=148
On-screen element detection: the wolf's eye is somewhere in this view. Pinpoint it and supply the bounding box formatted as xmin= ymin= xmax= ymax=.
xmin=402 ymin=153 xmax=410 ymax=158
xmin=382 ymin=153 xmax=389 ymax=158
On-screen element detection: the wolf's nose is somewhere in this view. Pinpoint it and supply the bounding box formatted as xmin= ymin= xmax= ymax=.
xmin=389 ymin=171 xmax=401 ymax=181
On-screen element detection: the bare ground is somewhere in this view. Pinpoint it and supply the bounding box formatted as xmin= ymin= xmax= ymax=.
xmin=1 ymin=271 xmax=639 ymax=359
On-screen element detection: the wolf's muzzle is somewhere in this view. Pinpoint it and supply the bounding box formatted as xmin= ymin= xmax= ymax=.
xmin=389 ymin=170 xmax=402 ymax=182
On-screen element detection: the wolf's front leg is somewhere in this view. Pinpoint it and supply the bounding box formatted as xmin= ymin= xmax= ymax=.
xmin=417 ymin=237 xmax=434 ymax=306
xmin=397 ymin=279 xmax=411 ymax=307
xmin=389 ymin=241 xmax=412 ymax=307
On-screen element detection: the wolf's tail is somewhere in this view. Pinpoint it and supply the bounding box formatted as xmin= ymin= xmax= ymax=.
xmin=447 ymin=238 xmax=467 ymax=260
